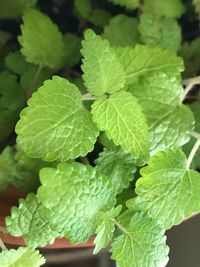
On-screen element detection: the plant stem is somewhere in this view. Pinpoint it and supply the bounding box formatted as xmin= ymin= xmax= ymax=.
xmin=191 ymin=131 xmax=200 ymax=140
xmin=182 ymin=76 xmax=200 ymax=101
xmin=111 ymin=218 xmax=128 ymax=234
xmin=82 ymin=93 xmax=100 ymax=101
xmin=26 ymin=64 xmax=42 ymax=99
xmin=186 ymin=137 xmax=200 ymax=169
xmin=0 ymin=238 xmax=7 ymax=250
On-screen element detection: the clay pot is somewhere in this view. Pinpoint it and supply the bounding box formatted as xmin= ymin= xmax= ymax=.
xmin=0 ymin=186 xmax=94 ymax=249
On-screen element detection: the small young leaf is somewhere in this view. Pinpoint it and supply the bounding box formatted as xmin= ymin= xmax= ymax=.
xmin=108 ymin=0 xmax=139 ymax=9
xmin=81 ymin=29 xmax=126 ymax=96
xmin=139 ymin=13 xmax=181 ymax=51
xmin=19 ymin=9 xmax=64 ymax=68
xmin=94 ymin=206 xmax=122 ymax=254
xmin=114 ymin=45 xmax=184 ymax=85
xmin=16 ymin=76 xmax=99 ymax=162
xmin=103 ymin=14 xmax=140 ymax=47
xmin=92 ymin=91 xmax=149 ymax=162
xmin=111 ymin=211 xmax=169 ymax=267
xmin=127 ymin=150 xmax=200 ymax=229
xmin=37 ymin=162 xmax=116 ymax=243
xmin=6 ymin=193 xmax=61 ymax=247
xmin=95 ymin=148 xmax=136 ymax=194
xmin=0 ymin=247 xmax=45 ymax=267
xmin=129 ymin=72 xmax=194 ymax=154
xmin=88 ymin=9 xmax=111 ymax=27
xmin=143 ymin=0 xmax=185 ymax=18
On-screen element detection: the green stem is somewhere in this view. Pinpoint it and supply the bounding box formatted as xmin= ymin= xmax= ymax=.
xmin=82 ymin=93 xmax=100 ymax=101
xmin=186 ymin=136 xmax=200 ymax=169
xmin=26 ymin=64 xmax=42 ymax=99
xmin=111 ymin=218 xmax=128 ymax=234
xmin=0 ymin=238 xmax=7 ymax=251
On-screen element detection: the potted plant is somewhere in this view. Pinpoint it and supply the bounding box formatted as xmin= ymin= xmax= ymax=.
xmin=0 ymin=0 xmax=200 ymax=266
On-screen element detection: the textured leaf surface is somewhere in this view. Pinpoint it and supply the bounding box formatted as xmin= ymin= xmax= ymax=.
xmin=0 ymin=247 xmax=45 ymax=267
xmin=92 ymin=91 xmax=149 ymax=162
xmin=139 ymin=13 xmax=181 ymax=51
xmin=111 ymin=212 xmax=169 ymax=267
xmin=6 ymin=193 xmax=61 ymax=247
xmin=95 ymin=148 xmax=136 ymax=194
xmin=127 ymin=150 xmax=200 ymax=229
xmin=103 ymin=14 xmax=139 ymax=47
xmin=143 ymin=0 xmax=185 ymax=18
xmin=16 ymin=76 xmax=99 ymax=162
xmin=81 ymin=29 xmax=125 ymax=96
xmin=183 ymin=101 xmax=200 ymax=168
xmin=108 ymin=0 xmax=139 ymax=9
xmin=37 ymin=162 xmax=116 ymax=243
xmin=19 ymin=9 xmax=63 ymax=68
xmin=129 ymin=72 xmax=194 ymax=154
xmin=114 ymin=45 xmax=184 ymax=85
xmin=94 ymin=206 xmax=121 ymax=254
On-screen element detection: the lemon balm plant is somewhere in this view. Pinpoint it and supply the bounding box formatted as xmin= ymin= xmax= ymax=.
xmin=0 ymin=0 xmax=200 ymax=266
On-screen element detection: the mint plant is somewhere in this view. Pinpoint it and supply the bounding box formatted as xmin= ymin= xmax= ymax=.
xmin=0 ymin=0 xmax=200 ymax=266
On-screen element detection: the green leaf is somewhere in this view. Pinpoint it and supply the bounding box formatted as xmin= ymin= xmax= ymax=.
xmin=139 ymin=13 xmax=181 ymax=51
xmin=111 ymin=211 xmax=169 ymax=267
xmin=0 ymin=0 xmax=38 ymax=19
xmin=127 ymin=150 xmax=200 ymax=229
xmin=92 ymin=91 xmax=149 ymax=162
xmin=183 ymin=101 xmax=200 ymax=168
xmin=74 ymin=0 xmax=92 ymax=19
xmin=0 ymin=71 xmax=22 ymax=141
xmin=5 ymin=51 xmax=31 ymax=75
xmin=129 ymin=72 xmax=194 ymax=154
xmin=103 ymin=14 xmax=140 ymax=47
xmin=0 ymin=247 xmax=45 ymax=267
xmin=0 ymin=146 xmax=52 ymax=193
xmin=180 ymin=37 xmax=200 ymax=78
xmin=37 ymin=162 xmax=116 ymax=243
xmin=16 ymin=76 xmax=99 ymax=162
xmin=143 ymin=0 xmax=185 ymax=18
xmin=81 ymin=29 xmax=126 ymax=96
xmin=63 ymin=33 xmax=81 ymax=68
xmin=95 ymin=148 xmax=136 ymax=194
xmin=6 ymin=193 xmax=61 ymax=247
xmin=18 ymin=9 xmax=64 ymax=68
xmin=20 ymin=65 xmax=51 ymax=93
xmin=114 ymin=45 xmax=184 ymax=85
xmin=108 ymin=0 xmax=139 ymax=9
xmin=94 ymin=206 xmax=122 ymax=254
xmin=88 ymin=9 xmax=111 ymax=28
